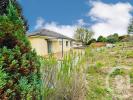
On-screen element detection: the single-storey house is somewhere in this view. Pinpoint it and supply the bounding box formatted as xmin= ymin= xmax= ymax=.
xmin=28 ymin=29 xmax=74 ymax=57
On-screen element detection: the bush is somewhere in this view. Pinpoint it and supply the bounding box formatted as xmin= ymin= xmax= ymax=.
xmin=126 ymin=51 xmax=133 ymax=58
xmin=87 ymin=38 xmax=96 ymax=45
xmin=0 ymin=1 xmax=40 ymax=99
xmin=110 ymin=68 xmax=126 ymax=77
xmin=97 ymin=36 xmax=107 ymax=42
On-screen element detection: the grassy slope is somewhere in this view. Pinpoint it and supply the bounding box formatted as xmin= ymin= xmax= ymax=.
xmin=86 ymin=42 xmax=133 ymax=100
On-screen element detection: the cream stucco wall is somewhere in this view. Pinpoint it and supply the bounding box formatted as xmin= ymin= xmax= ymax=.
xmin=29 ymin=37 xmax=48 ymax=56
xmin=51 ymin=40 xmax=62 ymax=53
xmin=62 ymin=39 xmax=72 ymax=52
xmin=52 ymin=39 xmax=72 ymax=53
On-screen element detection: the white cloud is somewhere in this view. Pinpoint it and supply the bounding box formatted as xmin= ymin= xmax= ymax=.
xmin=35 ymin=17 xmax=86 ymax=38
xmin=89 ymin=1 xmax=133 ymax=38
xmin=44 ymin=23 xmax=77 ymax=38
xmin=35 ymin=17 xmax=45 ymax=30
xmin=77 ymin=19 xmax=86 ymax=26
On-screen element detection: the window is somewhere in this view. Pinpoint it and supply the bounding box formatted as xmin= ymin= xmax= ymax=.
xmin=66 ymin=41 xmax=68 ymax=47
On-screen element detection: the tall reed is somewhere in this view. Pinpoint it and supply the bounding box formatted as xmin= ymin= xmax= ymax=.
xmin=40 ymin=50 xmax=88 ymax=100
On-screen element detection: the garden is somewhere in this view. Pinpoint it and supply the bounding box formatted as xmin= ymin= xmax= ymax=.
xmin=0 ymin=0 xmax=133 ymax=100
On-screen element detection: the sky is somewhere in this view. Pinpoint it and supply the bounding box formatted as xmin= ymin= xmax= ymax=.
xmin=18 ymin=0 xmax=133 ymax=38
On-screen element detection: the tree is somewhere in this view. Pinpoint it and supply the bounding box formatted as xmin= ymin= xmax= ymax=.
xmin=128 ymin=18 xmax=133 ymax=34
xmin=97 ymin=36 xmax=106 ymax=42
xmin=0 ymin=0 xmax=29 ymax=31
xmin=0 ymin=1 xmax=40 ymax=99
xmin=0 ymin=0 xmax=8 ymax=15
xmin=88 ymin=38 xmax=96 ymax=45
xmin=106 ymin=33 xmax=119 ymax=43
xmin=74 ymin=28 xmax=94 ymax=45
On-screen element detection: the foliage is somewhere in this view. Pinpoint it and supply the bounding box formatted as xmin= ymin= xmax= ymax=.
xmin=128 ymin=18 xmax=133 ymax=34
xmin=0 ymin=1 xmax=40 ymax=99
xmin=0 ymin=0 xmax=8 ymax=15
xmin=129 ymin=69 xmax=133 ymax=83
xmin=0 ymin=67 xmax=8 ymax=89
xmin=0 ymin=0 xmax=29 ymax=30
xmin=88 ymin=38 xmax=96 ymax=45
xmin=110 ymin=68 xmax=126 ymax=77
xmin=40 ymin=51 xmax=87 ymax=100
xmin=126 ymin=51 xmax=133 ymax=58
xmin=119 ymin=35 xmax=130 ymax=42
xmin=106 ymin=33 xmax=119 ymax=43
xmin=97 ymin=35 xmax=107 ymax=42
xmin=74 ymin=27 xmax=94 ymax=45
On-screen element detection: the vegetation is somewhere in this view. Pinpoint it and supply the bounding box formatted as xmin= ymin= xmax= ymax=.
xmin=106 ymin=33 xmax=119 ymax=43
xmin=96 ymin=33 xmax=133 ymax=44
xmin=74 ymin=27 xmax=94 ymax=45
xmin=97 ymin=36 xmax=107 ymax=42
xmin=97 ymin=33 xmax=119 ymax=43
xmin=0 ymin=0 xmax=8 ymax=15
xmin=88 ymin=38 xmax=96 ymax=45
xmin=128 ymin=18 xmax=133 ymax=34
xmin=37 ymin=42 xmax=133 ymax=100
xmin=0 ymin=0 xmax=29 ymax=30
xmin=0 ymin=0 xmax=133 ymax=100
xmin=74 ymin=27 xmax=133 ymax=46
xmin=0 ymin=1 xmax=40 ymax=99
xmin=87 ymin=42 xmax=133 ymax=99
xmin=40 ymin=52 xmax=88 ymax=100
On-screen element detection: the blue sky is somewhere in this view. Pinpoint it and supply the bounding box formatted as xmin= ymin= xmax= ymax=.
xmin=19 ymin=0 xmax=133 ymax=38
xmin=19 ymin=0 xmax=89 ymax=30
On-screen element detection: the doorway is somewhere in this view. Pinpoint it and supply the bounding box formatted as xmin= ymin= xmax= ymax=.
xmin=47 ymin=41 xmax=52 ymax=53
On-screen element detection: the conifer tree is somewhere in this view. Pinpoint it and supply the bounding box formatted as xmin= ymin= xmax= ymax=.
xmin=0 ymin=0 xmax=8 ymax=15
xmin=0 ymin=0 xmax=41 ymax=99
xmin=0 ymin=0 xmax=29 ymax=31
xmin=128 ymin=18 xmax=133 ymax=34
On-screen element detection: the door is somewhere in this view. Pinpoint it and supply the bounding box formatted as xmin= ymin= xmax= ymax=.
xmin=47 ymin=41 xmax=52 ymax=53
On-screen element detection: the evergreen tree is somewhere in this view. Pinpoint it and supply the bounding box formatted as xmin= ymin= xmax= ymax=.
xmin=0 ymin=0 xmax=8 ymax=15
xmin=0 ymin=0 xmax=29 ymax=31
xmin=128 ymin=18 xmax=133 ymax=34
xmin=0 ymin=0 xmax=40 ymax=99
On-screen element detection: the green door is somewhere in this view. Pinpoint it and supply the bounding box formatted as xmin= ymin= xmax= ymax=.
xmin=47 ymin=41 xmax=52 ymax=53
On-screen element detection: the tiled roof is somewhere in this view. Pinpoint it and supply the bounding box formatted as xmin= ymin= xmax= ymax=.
xmin=28 ymin=29 xmax=74 ymax=40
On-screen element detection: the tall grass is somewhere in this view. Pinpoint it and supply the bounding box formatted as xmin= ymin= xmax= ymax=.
xmin=39 ymin=51 xmax=88 ymax=100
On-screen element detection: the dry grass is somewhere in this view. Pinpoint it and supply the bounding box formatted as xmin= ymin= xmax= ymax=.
xmin=86 ymin=42 xmax=133 ymax=100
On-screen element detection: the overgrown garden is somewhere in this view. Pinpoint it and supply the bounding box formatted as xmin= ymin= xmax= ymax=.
xmin=0 ymin=0 xmax=133 ymax=100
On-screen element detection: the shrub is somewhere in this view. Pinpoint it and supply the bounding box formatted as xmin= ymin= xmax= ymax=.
xmin=126 ymin=51 xmax=133 ymax=58
xmin=97 ymin=36 xmax=107 ymax=42
xmin=87 ymin=38 xmax=96 ymax=45
xmin=0 ymin=1 xmax=40 ymax=99
xmin=110 ymin=68 xmax=126 ymax=77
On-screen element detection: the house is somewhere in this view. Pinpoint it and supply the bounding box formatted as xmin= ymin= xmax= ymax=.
xmin=28 ymin=29 xmax=74 ymax=57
